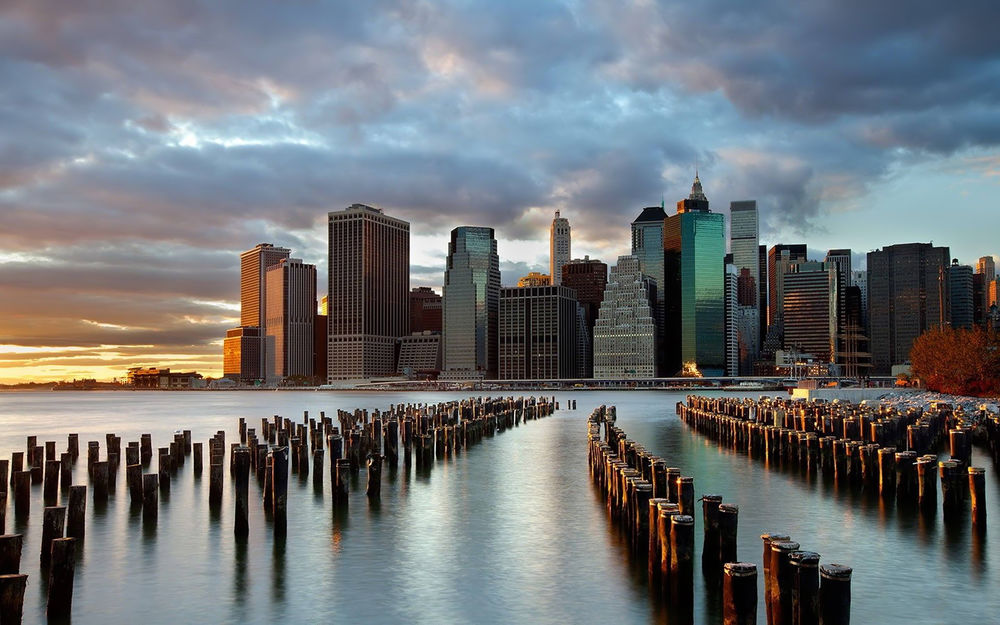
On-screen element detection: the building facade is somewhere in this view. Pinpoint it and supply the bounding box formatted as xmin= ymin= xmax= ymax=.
xmin=663 ymin=174 xmax=726 ymax=376
xmin=867 ymin=242 xmax=950 ymax=374
xmin=729 ymin=201 xmax=761 ymax=374
xmin=518 ymin=272 xmax=551 ymax=287
xmin=397 ymin=332 xmax=442 ymax=377
xmin=562 ymin=256 xmax=608 ymax=378
xmin=265 ymin=258 xmax=316 ymax=380
xmin=593 ymin=255 xmax=657 ymax=378
xmin=949 ymin=261 xmax=974 ymax=330
xmin=409 ymin=287 xmax=442 ymax=333
xmin=327 ymin=204 xmax=410 ymax=380
xmin=549 ymin=211 xmax=571 ymax=286
xmin=234 ymin=243 xmax=290 ymax=380
xmin=631 ymin=205 xmax=667 ymax=372
xmin=498 ymin=285 xmax=578 ymax=380
xmin=442 ymin=226 xmax=500 ymax=378
xmin=223 ymin=326 xmax=263 ymax=384
xmin=782 ymin=262 xmax=838 ymax=364
xmin=767 ymin=244 xmax=808 ymax=330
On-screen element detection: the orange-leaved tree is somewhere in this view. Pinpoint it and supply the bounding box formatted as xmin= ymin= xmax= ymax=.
xmin=910 ymin=326 xmax=1000 ymax=396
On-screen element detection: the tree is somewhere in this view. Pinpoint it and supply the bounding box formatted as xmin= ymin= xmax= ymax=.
xmin=909 ymin=327 xmax=1000 ymax=396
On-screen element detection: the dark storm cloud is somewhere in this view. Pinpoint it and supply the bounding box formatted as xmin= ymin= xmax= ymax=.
xmin=1 ymin=0 xmax=997 ymax=377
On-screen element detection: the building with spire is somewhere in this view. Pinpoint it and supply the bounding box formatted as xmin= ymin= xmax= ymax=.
xmin=549 ymin=211 xmax=571 ymax=286
xmin=663 ymin=173 xmax=726 ymax=376
xmin=593 ymin=255 xmax=657 ymax=378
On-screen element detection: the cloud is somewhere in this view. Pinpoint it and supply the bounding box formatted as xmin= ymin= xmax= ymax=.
xmin=0 ymin=0 xmax=997 ymax=380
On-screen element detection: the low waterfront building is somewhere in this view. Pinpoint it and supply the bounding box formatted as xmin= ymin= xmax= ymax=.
xmin=397 ymin=332 xmax=442 ymax=377
xmin=127 ymin=367 xmax=205 ymax=389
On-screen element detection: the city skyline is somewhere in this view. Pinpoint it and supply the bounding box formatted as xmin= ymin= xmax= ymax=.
xmin=2 ymin=1 xmax=999 ymax=383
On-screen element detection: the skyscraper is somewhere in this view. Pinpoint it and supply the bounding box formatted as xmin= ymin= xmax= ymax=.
xmin=782 ymin=261 xmax=838 ymax=364
xmin=976 ymin=256 xmax=996 ymax=327
xmin=241 ymin=243 xmax=291 ymax=327
xmin=327 ymin=204 xmax=410 ymax=380
xmin=442 ymin=226 xmax=500 ymax=378
xmin=593 ymin=255 xmax=657 ymax=378
xmin=724 ymin=264 xmax=739 ymax=376
xmin=265 ymin=258 xmax=316 ymax=381
xmin=867 ymin=242 xmax=949 ymax=374
xmin=730 ymin=201 xmax=761 ymax=374
xmin=949 ymin=260 xmax=974 ymax=330
xmin=562 ymin=256 xmax=608 ymax=378
xmin=631 ymin=204 xmax=667 ymax=372
xmin=498 ymin=285 xmax=578 ymax=380
xmin=223 ymin=326 xmax=263 ymax=384
xmin=977 ymin=256 xmax=996 ymax=283
xmin=549 ymin=211 xmax=571 ymax=286
xmin=233 ymin=242 xmax=291 ymax=381
xmin=767 ymin=244 xmax=808 ymax=329
xmin=663 ymin=174 xmax=726 ymax=376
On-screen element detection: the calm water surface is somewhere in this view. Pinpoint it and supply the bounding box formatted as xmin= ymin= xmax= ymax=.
xmin=0 ymin=390 xmax=996 ymax=624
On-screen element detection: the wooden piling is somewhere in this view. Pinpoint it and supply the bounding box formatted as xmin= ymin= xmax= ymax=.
xmin=334 ymin=458 xmax=350 ymax=507
xmin=770 ymin=540 xmax=799 ymax=625
xmin=916 ymin=456 xmax=937 ymax=512
xmin=193 ymin=442 xmax=203 ymax=476
xmin=12 ymin=472 xmax=30 ymax=518
xmin=43 ymin=460 xmax=60 ymax=503
xmin=127 ymin=464 xmax=142 ymax=504
xmin=366 ymin=454 xmax=383 ymax=500
xmin=142 ymin=474 xmax=158 ymax=521
xmin=819 ymin=564 xmax=852 ymax=625
xmin=969 ymin=467 xmax=987 ymax=526
xmin=718 ymin=503 xmax=739 ymax=567
xmin=8 ymin=454 xmax=22 ymax=489
xmin=40 ymin=506 xmax=67 ymax=567
xmin=47 ymin=537 xmax=77 ymax=618
xmin=68 ymin=433 xmax=79 ymax=459
xmin=722 ymin=562 xmax=757 ymax=625
xmin=0 ymin=535 xmax=22 ymax=574
xmin=0 ymin=493 xmax=5 ymax=535
xmin=66 ymin=485 xmax=86 ymax=540
xmin=209 ymin=462 xmax=223 ymax=506
xmin=93 ymin=460 xmax=109 ymax=500
xmin=312 ymin=448 xmax=324 ymax=490
xmin=59 ymin=453 xmax=72 ymax=493
xmin=0 ymin=574 xmax=28 ymax=625
xmin=701 ymin=494 xmax=723 ymax=577
xmin=669 ymin=514 xmax=694 ymax=605
xmin=271 ymin=447 xmax=289 ymax=535
xmin=677 ymin=476 xmax=694 ymax=517
xmin=761 ymin=532 xmax=790 ymax=624
xmin=234 ymin=448 xmax=250 ymax=539
xmin=789 ymin=550 xmax=820 ymax=625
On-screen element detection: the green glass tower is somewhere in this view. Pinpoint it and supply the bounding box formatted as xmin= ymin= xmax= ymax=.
xmin=663 ymin=174 xmax=726 ymax=376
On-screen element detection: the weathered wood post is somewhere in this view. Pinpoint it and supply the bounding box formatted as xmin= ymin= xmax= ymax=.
xmin=43 ymin=460 xmax=60 ymax=503
xmin=719 ymin=503 xmax=739 ymax=567
xmin=761 ymin=532 xmax=790 ymax=623
xmin=701 ymin=494 xmax=723 ymax=579
xmin=93 ymin=460 xmax=109 ymax=501
xmin=770 ymin=540 xmax=799 ymax=625
xmin=140 ymin=434 xmax=152 ymax=465
xmin=367 ymin=454 xmax=383 ymax=501
xmin=877 ymin=447 xmax=896 ymax=497
xmin=209 ymin=461 xmax=223 ymax=506
xmin=969 ymin=467 xmax=987 ymax=526
xmin=59 ymin=453 xmax=72 ymax=493
xmin=193 ymin=442 xmax=203 ymax=476
xmin=0 ymin=535 xmax=22 ymax=574
xmin=670 ymin=514 xmax=695 ymax=608
xmin=333 ymin=458 xmax=350 ymax=508
xmin=13 ymin=472 xmax=30 ymax=519
xmin=789 ymin=550 xmax=820 ymax=625
xmin=234 ymin=448 xmax=250 ymax=540
xmin=677 ymin=476 xmax=694 ymax=517
xmin=312 ymin=448 xmax=324 ymax=491
xmin=722 ymin=562 xmax=757 ymax=625
xmin=819 ymin=564 xmax=852 ymax=625
xmin=142 ymin=474 xmax=158 ymax=522
xmin=67 ymin=486 xmax=86 ymax=540
xmin=0 ymin=461 xmax=6 ymax=496
xmin=127 ymin=464 xmax=142 ymax=504
xmin=40 ymin=506 xmax=67 ymax=567
xmin=0 ymin=493 xmax=4 ymax=536
xmin=939 ymin=460 xmax=962 ymax=517
xmin=0 ymin=574 xmax=28 ymax=625
xmin=916 ymin=455 xmax=937 ymax=512
xmin=8 ymin=454 xmax=22 ymax=489
xmin=67 ymin=433 xmax=79 ymax=460
xmin=271 ymin=447 xmax=289 ymax=536
xmin=47 ymin=537 xmax=77 ymax=618
xmin=30 ymin=447 xmax=43 ymax=485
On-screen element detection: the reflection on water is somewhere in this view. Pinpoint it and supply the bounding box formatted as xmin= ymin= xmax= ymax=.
xmin=0 ymin=390 xmax=996 ymax=624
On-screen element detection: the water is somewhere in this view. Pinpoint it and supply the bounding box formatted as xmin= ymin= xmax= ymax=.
xmin=0 ymin=390 xmax=996 ymax=624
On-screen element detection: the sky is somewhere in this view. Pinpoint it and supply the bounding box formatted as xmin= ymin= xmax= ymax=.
xmin=1 ymin=0 xmax=999 ymax=383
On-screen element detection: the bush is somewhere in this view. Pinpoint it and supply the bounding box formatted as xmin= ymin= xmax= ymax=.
xmin=909 ymin=327 xmax=1000 ymax=397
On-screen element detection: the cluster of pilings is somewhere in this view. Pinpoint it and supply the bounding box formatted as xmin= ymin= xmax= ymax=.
xmin=678 ymin=396 xmax=988 ymax=527
xmin=245 ymin=396 xmax=557 ymax=535
xmin=587 ymin=405 xmax=852 ymax=625
xmin=0 ymin=395 xmax=562 ymax=623
xmin=1 ymin=433 xmax=91 ymax=623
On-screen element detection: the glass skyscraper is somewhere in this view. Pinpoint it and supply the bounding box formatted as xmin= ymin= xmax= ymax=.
xmin=663 ymin=174 xmax=725 ymax=376
xmin=442 ymin=226 xmax=501 ymax=378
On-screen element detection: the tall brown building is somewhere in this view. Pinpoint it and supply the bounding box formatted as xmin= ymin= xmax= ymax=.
xmin=240 ymin=243 xmax=291 ymax=327
xmin=409 ymin=287 xmax=442 ymax=333
xmin=265 ymin=258 xmax=316 ymax=380
xmin=327 ymin=204 xmax=409 ymax=380
xmin=562 ymin=256 xmax=607 ymax=378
